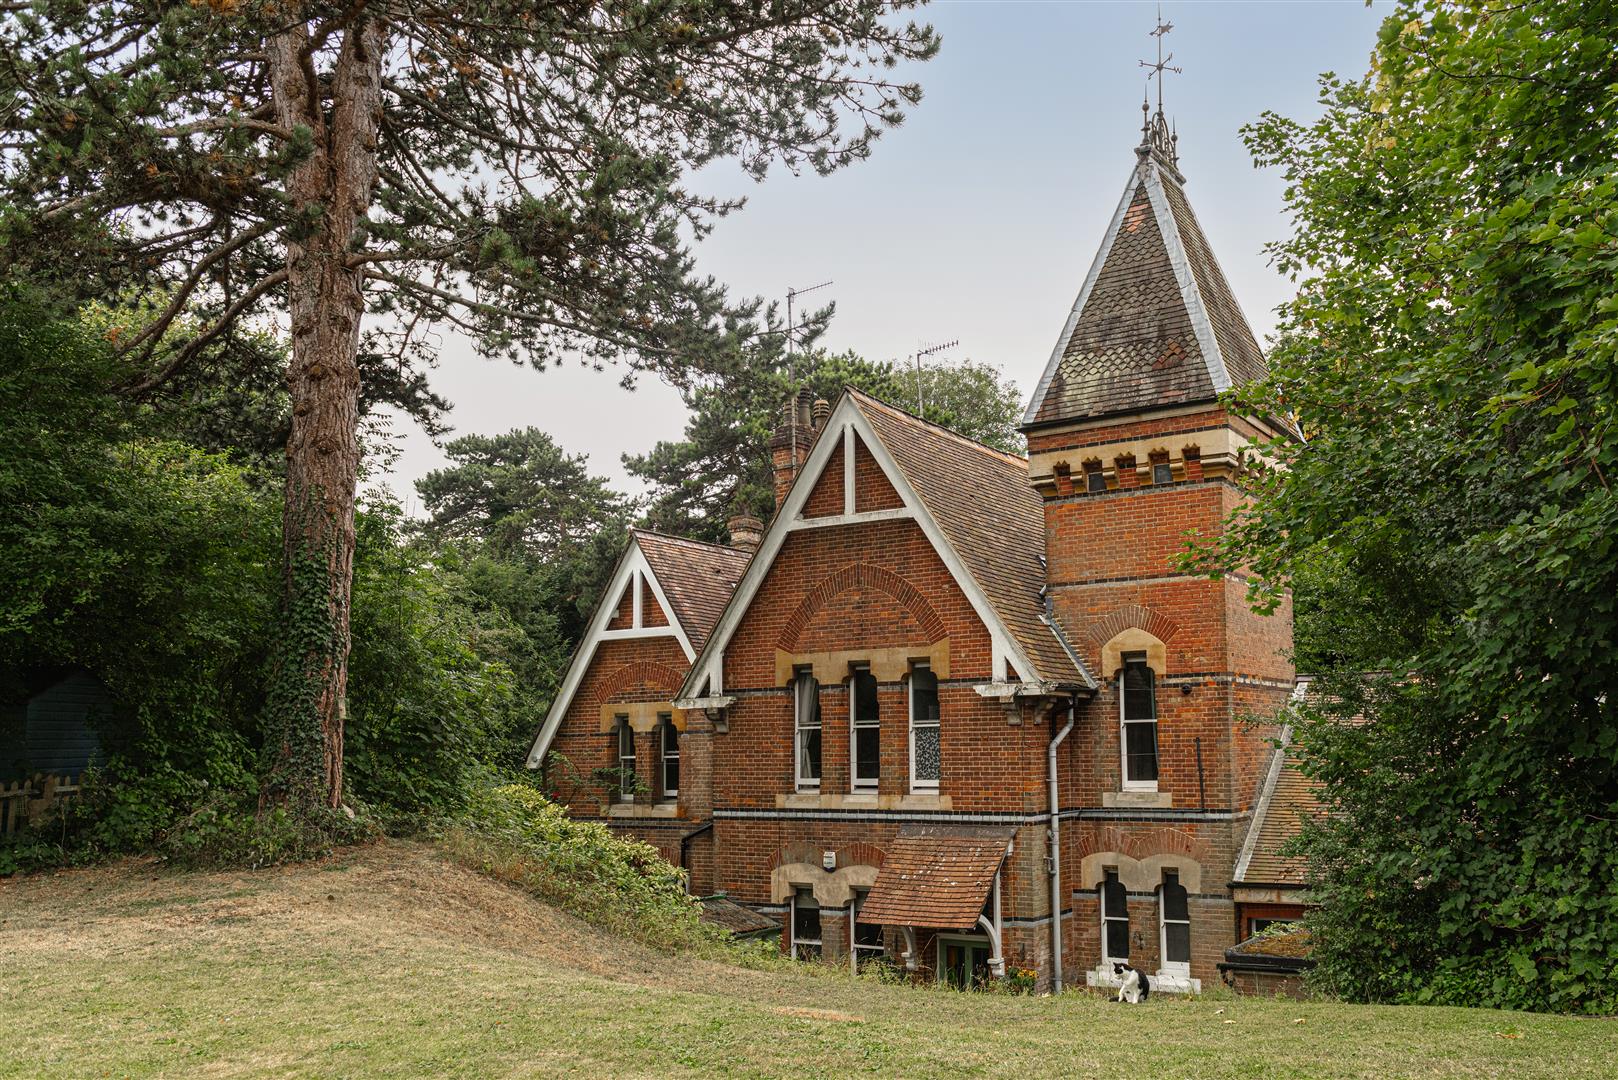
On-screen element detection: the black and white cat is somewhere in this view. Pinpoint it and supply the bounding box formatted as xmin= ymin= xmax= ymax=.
xmin=1113 ymin=962 xmax=1151 ymax=1003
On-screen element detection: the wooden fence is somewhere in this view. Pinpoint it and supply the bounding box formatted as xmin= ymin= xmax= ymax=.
xmin=0 ymin=774 xmax=82 ymax=838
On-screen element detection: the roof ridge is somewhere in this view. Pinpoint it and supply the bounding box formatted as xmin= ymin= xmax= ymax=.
xmin=845 ymin=386 xmax=1027 ymax=468
xmin=632 ymin=528 xmax=750 ymax=559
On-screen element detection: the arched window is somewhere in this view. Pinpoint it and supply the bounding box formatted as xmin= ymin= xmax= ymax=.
xmin=657 ymin=713 xmax=679 ymax=801
xmin=909 ymin=664 xmax=940 ymax=792
xmin=1101 ymin=867 xmax=1129 ymax=965
xmin=1120 ymin=653 xmax=1159 ymax=790
xmin=790 ymin=886 xmax=822 ymax=960
xmin=612 ymin=714 xmax=635 ymax=802
xmin=850 ymin=666 xmax=880 ymax=792
xmin=1159 ymin=870 xmax=1191 ymax=975
xmin=794 ymin=669 xmax=821 ymax=790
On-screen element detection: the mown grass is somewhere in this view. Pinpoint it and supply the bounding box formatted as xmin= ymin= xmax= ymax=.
xmin=1 ymin=840 xmax=1612 ymax=1078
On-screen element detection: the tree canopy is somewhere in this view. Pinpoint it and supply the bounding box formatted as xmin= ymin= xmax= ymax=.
xmin=0 ymin=1 xmax=938 ymax=811
xmin=1203 ymin=0 xmax=1618 ymax=1013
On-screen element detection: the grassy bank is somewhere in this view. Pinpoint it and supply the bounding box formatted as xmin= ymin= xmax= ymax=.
xmin=1 ymin=841 xmax=1611 ymax=1078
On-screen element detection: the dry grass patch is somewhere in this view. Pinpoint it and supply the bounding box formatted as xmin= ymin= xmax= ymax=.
xmin=1 ymin=841 xmax=1613 ymax=1078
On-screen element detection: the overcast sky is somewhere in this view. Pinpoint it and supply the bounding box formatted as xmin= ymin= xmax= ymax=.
xmin=371 ymin=0 xmax=1385 ymax=511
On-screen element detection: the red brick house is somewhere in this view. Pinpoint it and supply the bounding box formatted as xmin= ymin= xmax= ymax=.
xmin=530 ymin=113 xmax=1312 ymax=991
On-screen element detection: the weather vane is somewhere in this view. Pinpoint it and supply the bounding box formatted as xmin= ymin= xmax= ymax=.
xmin=1139 ymin=6 xmax=1182 ymax=117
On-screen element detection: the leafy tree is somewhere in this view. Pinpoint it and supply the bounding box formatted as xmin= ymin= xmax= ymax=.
xmin=628 ymin=347 xmax=1024 ymax=540
xmin=417 ymin=428 xmax=632 ymax=561
xmin=0 ymin=2 xmax=938 ymax=812
xmin=1199 ymin=0 xmax=1618 ymax=1012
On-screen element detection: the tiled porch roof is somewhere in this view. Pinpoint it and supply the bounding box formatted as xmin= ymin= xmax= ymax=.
xmin=856 ymin=826 xmax=1014 ymax=930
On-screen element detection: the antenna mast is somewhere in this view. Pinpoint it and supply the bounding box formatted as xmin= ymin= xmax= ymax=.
xmin=783 ymin=279 xmax=833 ymax=484
xmin=911 ymin=339 xmax=958 ymax=415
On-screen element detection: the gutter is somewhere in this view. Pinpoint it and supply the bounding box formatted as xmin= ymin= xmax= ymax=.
xmin=1047 ymin=695 xmax=1077 ymax=993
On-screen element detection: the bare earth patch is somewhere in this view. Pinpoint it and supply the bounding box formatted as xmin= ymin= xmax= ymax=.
xmin=2 ymin=840 xmax=1613 ymax=1078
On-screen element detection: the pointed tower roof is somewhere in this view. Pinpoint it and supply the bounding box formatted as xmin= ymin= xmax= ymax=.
xmin=1022 ymin=108 xmax=1269 ymax=429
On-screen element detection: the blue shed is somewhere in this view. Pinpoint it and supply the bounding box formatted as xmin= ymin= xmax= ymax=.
xmin=1 ymin=668 xmax=112 ymax=780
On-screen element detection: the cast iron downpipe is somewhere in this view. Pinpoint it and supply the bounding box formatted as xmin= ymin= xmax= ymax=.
xmin=1047 ymin=697 xmax=1077 ymax=992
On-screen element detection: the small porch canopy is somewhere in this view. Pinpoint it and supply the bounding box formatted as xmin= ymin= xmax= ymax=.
xmin=857 ymin=826 xmax=1015 ymax=975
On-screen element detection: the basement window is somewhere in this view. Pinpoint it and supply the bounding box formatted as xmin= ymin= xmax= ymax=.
xmin=851 ymin=888 xmax=885 ymax=970
xmin=1159 ymin=870 xmax=1191 ymax=976
xmin=791 ymin=887 xmax=822 ymax=960
xmin=1101 ymin=867 xmax=1129 ymax=966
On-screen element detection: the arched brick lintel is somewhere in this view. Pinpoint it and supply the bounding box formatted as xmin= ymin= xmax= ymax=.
xmin=776 ymin=562 xmax=948 ymax=651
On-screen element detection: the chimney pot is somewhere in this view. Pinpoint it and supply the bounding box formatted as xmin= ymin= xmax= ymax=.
xmin=811 ymin=398 xmax=831 ymax=430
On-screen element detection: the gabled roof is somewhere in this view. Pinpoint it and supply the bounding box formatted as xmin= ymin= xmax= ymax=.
xmin=1023 ymin=138 xmax=1268 ymax=429
xmin=525 ymin=531 xmax=748 ymax=767
xmin=851 ymin=391 xmax=1091 ymax=687
xmin=634 ymin=531 xmax=750 ymax=653
xmin=679 ymin=389 xmax=1093 ymax=700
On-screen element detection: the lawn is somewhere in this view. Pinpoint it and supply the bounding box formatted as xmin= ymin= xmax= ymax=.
xmin=1 ymin=841 xmax=1611 ymax=1078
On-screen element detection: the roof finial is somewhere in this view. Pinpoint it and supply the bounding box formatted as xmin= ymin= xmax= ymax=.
xmin=1136 ymin=5 xmax=1183 ymax=171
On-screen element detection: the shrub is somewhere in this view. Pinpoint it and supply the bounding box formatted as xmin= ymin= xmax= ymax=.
xmin=439 ymin=783 xmax=726 ymax=952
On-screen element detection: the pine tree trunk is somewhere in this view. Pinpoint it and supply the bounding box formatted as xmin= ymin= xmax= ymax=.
xmin=262 ymin=17 xmax=384 ymax=812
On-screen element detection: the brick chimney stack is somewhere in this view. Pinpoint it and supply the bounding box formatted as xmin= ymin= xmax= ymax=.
xmin=726 ymin=513 xmax=764 ymax=554
xmin=769 ymin=387 xmax=817 ymax=510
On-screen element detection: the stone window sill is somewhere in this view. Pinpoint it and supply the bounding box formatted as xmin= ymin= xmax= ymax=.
xmin=775 ymin=792 xmax=953 ymax=811
xmin=1102 ymin=790 xmax=1174 ymax=809
xmin=604 ymin=802 xmax=680 ymax=819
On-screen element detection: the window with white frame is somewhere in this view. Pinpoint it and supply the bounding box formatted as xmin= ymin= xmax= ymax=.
xmin=1101 ymin=867 xmax=1129 ymax=965
xmin=1119 ymin=653 xmax=1159 ymax=790
xmin=613 ymin=714 xmax=635 ymax=802
xmin=909 ymin=664 xmax=940 ymax=792
xmin=790 ymin=887 xmax=822 ymax=960
xmin=794 ymin=669 xmax=821 ymax=790
xmin=657 ymin=713 xmax=679 ymax=801
xmin=1159 ymin=870 xmax=1191 ymax=975
xmin=850 ymin=666 xmax=880 ymax=792
xmin=850 ymin=888 xmax=884 ymax=969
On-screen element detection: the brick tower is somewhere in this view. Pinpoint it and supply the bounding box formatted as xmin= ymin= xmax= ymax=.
xmin=1025 ymin=103 xmax=1297 ymax=990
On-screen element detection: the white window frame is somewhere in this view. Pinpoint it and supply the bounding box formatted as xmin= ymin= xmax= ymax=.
xmin=794 ymin=669 xmax=821 ymax=792
xmin=657 ymin=712 xmax=678 ymax=801
xmin=850 ymin=665 xmax=880 ymax=793
xmin=908 ymin=664 xmax=940 ymax=793
xmin=1100 ymin=867 xmax=1129 ymax=967
xmin=1119 ymin=653 xmax=1159 ymax=792
xmin=789 ymin=887 xmax=821 ymax=960
xmin=614 ymin=714 xmax=635 ymax=803
xmin=850 ymin=888 xmax=884 ymax=971
xmin=1158 ymin=870 xmax=1191 ymax=978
